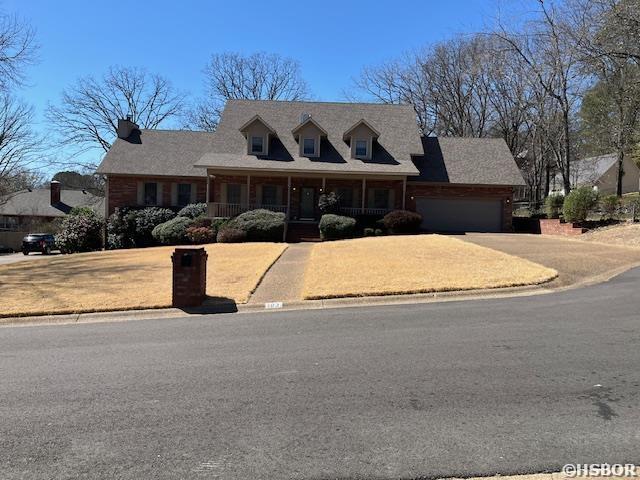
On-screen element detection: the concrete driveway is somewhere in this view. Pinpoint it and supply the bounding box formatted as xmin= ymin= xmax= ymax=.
xmin=462 ymin=233 xmax=640 ymax=288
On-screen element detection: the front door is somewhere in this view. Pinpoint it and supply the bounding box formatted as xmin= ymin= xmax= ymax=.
xmin=299 ymin=187 xmax=315 ymax=219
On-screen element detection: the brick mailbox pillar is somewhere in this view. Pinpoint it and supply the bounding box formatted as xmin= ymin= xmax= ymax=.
xmin=171 ymin=247 xmax=208 ymax=307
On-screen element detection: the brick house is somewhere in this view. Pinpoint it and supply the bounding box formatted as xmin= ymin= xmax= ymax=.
xmin=97 ymin=100 xmax=525 ymax=236
xmin=0 ymin=180 xmax=104 ymax=250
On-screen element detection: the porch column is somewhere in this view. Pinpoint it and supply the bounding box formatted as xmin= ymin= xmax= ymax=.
xmin=322 ymin=177 xmax=326 ymax=194
xmin=206 ymin=172 xmax=211 ymax=203
xmin=402 ymin=177 xmax=407 ymax=210
xmin=361 ymin=178 xmax=366 ymax=214
xmin=286 ymin=176 xmax=292 ymax=219
xmin=246 ymin=175 xmax=251 ymax=207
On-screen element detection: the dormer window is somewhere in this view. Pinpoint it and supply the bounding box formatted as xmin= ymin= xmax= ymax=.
xmin=251 ymin=135 xmax=264 ymax=154
xmin=303 ymin=138 xmax=316 ymax=156
xmin=343 ymin=119 xmax=380 ymax=161
xmin=292 ymin=114 xmax=327 ymax=158
xmin=239 ymin=114 xmax=276 ymax=156
xmin=355 ymin=139 xmax=368 ymax=158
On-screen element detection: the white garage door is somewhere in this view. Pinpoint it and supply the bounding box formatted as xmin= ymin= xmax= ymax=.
xmin=415 ymin=197 xmax=503 ymax=233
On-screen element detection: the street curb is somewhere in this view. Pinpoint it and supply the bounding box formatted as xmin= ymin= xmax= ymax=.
xmin=2 ymin=262 xmax=639 ymax=328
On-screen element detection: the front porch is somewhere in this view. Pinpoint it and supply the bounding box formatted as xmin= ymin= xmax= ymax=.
xmin=205 ymin=171 xmax=406 ymax=221
xmin=207 ymin=202 xmax=392 ymax=219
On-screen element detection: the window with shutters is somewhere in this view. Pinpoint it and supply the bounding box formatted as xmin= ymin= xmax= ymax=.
xmin=226 ymin=184 xmax=242 ymax=204
xmin=262 ymin=185 xmax=278 ymax=206
xmin=177 ymin=183 xmax=191 ymax=206
xmin=373 ymin=188 xmax=390 ymax=209
xmin=144 ymin=182 xmax=157 ymax=205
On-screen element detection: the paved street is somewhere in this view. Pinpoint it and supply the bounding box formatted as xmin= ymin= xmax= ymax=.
xmin=2 ymin=268 xmax=640 ymax=479
xmin=0 ymin=251 xmax=60 ymax=265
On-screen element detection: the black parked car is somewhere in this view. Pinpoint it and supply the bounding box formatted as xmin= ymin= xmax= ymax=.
xmin=22 ymin=233 xmax=56 ymax=255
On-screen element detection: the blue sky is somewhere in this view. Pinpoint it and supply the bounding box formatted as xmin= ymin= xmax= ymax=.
xmin=5 ymin=0 xmax=498 ymax=168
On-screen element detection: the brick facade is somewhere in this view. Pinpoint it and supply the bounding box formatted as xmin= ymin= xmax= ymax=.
xmin=107 ymin=175 xmax=207 ymax=215
xmin=108 ymin=172 xmax=515 ymax=233
xmin=405 ymin=183 xmax=514 ymax=232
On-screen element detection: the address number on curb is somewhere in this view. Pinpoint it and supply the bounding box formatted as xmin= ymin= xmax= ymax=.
xmin=265 ymin=302 xmax=283 ymax=309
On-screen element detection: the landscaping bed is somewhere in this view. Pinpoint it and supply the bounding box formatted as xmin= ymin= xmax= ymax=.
xmin=0 ymin=243 xmax=287 ymax=317
xmin=301 ymin=235 xmax=557 ymax=300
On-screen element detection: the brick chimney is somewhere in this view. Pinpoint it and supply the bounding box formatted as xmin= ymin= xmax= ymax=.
xmin=117 ymin=115 xmax=139 ymax=139
xmin=50 ymin=180 xmax=61 ymax=205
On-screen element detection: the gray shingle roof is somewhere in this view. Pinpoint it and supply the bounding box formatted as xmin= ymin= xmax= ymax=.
xmin=0 ymin=188 xmax=105 ymax=217
xmin=410 ymin=137 xmax=525 ymax=186
xmin=195 ymin=100 xmax=422 ymax=176
xmin=96 ymin=129 xmax=215 ymax=177
xmin=568 ymin=153 xmax=618 ymax=186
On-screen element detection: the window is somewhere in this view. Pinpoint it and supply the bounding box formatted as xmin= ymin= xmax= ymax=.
xmin=262 ymin=185 xmax=278 ymax=206
xmin=0 ymin=215 xmax=18 ymax=231
xmin=177 ymin=183 xmax=192 ymax=206
xmin=373 ymin=188 xmax=389 ymax=209
xmin=336 ymin=187 xmax=353 ymax=207
xmin=303 ymin=138 xmax=316 ymax=156
xmin=355 ymin=139 xmax=368 ymax=157
xmin=226 ymin=184 xmax=242 ymax=204
xmin=251 ymin=135 xmax=264 ymax=154
xmin=144 ymin=182 xmax=157 ymax=205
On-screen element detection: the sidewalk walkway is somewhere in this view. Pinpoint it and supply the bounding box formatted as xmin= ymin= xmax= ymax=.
xmin=249 ymin=243 xmax=313 ymax=304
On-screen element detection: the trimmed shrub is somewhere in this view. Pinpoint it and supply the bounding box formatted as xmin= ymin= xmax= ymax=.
xmin=382 ymin=210 xmax=422 ymax=234
xmin=318 ymin=192 xmax=340 ymax=215
xmin=190 ymin=217 xmax=213 ymax=229
xmin=107 ymin=207 xmax=175 ymax=249
xmin=228 ymin=209 xmax=285 ymax=242
xmin=563 ymin=187 xmax=598 ymax=223
xmin=600 ymin=194 xmax=620 ymax=219
xmin=216 ymin=226 xmax=246 ymax=243
xmin=374 ymin=228 xmax=384 ymax=236
xmin=544 ymin=194 xmax=565 ymax=219
xmin=363 ymin=227 xmax=375 ymax=236
xmin=134 ymin=207 xmax=176 ymax=246
xmin=151 ymin=216 xmax=194 ymax=245
xmin=177 ymin=203 xmax=207 ymax=219
xmin=319 ymin=214 xmax=356 ymax=241
xmin=185 ymin=226 xmax=216 ymax=244
xmin=56 ymin=209 xmax=104 ymax=254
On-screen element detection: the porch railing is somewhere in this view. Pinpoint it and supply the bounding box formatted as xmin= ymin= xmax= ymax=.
xmin=339 ymin=206 xmax=392 ymax=217
xmin=208 ymin=203 xmax=391 ymax=219
xmin=208 ymin=202 xmax=288 ymax=218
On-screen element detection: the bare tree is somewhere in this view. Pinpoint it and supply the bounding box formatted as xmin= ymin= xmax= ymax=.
xmin=494 ymin=0 xmax=589 ymax=194
xmin=0 ymin=94 xmax=41 ymax=200
xmin=188 ymin=52 xmax=309 ymax=131
xmin=568 ymin=0 xmax=640 ymax=196
xmin=46 ymin=66 xmax=186 ymax=155
xmin=0 ymin=13 xmax=37 ymax=92
xmin=354 ymin=52 xmax=437 ymax=134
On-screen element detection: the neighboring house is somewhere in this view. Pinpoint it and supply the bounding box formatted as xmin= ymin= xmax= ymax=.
xmin=97 ymin=100 xmax=525 ymax=234
xmin=551 ymin=153 xmax=640 ymax=196
xmin=0 ymin=181 xmax=104 ymax=232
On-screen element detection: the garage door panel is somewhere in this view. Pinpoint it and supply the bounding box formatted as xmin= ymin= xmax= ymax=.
xmin=416 ymin=197 xmax=502 ymax=233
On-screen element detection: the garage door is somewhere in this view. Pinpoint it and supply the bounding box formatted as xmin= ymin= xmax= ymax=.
xmin=415 ymin=197 xmax=503 ymax=233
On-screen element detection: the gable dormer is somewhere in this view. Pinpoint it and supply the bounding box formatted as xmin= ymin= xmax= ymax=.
xmin=291 ymin=114 xmax=328 ymax=158
xmin=343 ymin=119 xmax=380 ymax=161
xmin=239 ymin=115 xmax=276 ymax=156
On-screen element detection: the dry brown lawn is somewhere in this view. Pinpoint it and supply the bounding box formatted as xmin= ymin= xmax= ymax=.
xmin=582 ymin=223 xmax=640 ymax=247
xmin=302 ymin=235 xmax=557 ymax=300
xmin=0 ymin=243 xmax=286 ymax=317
